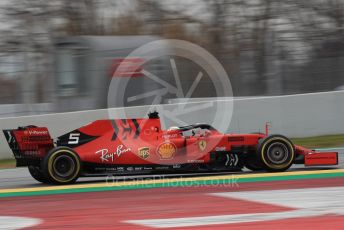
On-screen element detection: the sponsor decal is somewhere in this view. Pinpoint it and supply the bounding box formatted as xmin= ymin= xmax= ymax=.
xmin=105 ymin=167 xmax=116 ymax=171
xmin=228 ymin=136 xmax=244 ymax=142
xmin=187 ymin=159 xmax=205 ymax=163
xmin=143 ymin=166 xmax=153 ymax=170
xmin=26 ymin=136 xmax=50 ymax=142
xmin=198 ymin=140 xmax=207 ymax=151
xmin=157 ymin=142 xmax=177 ymax=160
xmin=155 ymin=166 xmax=170 ymax=170
xmin=23 ymin=150 xmax=41 ymax=156
xmin=172 ymin=164 xmax=182 ymax=169
xmin=215 ymin=146 xmax=226 ymax=151
xmin=28 ymin=130 xmax=48 ymax=135
xmin=162 ymin=134 xmax=178 ymax=139
xmin=137 ymin=147 xmax=150 ymax=159
xmin=95 ymin=145 xmax=131 ymax=162
xmin=225 ymin=153 xmax=239 ymax=166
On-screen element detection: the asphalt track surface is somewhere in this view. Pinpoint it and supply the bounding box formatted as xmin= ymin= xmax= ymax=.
xmin=0 ymin=170 xmax=344 ymax=229
xmin=0 ymin=151 xmax=343 ymax=229
xmin=0 ymin=150 xmax=343 ymax=189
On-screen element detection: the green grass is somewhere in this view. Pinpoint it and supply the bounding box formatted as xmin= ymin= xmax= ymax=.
xmin=291 ymin=134 xmax=344 ymax=149
xmin=0 ymin=159 xmax=15 ymax=169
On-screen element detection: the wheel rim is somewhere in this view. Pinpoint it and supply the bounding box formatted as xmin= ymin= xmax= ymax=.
xmin=53 ymin=155 xmax=76 ymax=178
xmin=266 ymin=142 xmax=289 ymax=165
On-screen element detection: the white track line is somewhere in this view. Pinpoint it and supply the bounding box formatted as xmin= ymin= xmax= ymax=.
xmin=125 ymin=186 xmax=344 ymax=228
xmin=212 ymin=186 xmax=344 ymax=211
xmin=124 ymin=210 xmax=327 ymax=228
xmin=0 ymin=216 xmax=42 ymax=230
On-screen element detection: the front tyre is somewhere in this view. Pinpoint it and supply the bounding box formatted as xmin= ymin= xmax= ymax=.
xmin=257 ymin=135 xmax=295 ymax=172
xmin=42 ymin=147 xmax=81 ymax=185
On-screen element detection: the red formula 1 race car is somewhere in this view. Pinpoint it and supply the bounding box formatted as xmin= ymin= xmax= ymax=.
xmin=3 ymin=112 xmax=338 ymax=184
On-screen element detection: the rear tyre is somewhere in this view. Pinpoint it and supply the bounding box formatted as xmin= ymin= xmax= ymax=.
xmin=256 ymin=135 xmax=295 ymax=172
xmin=28 ymin=166 xmax=49 ymax=183
xmin=42 ymin=147 xmax=81 ymax=185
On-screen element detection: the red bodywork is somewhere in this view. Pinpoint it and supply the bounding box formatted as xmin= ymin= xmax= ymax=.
xmin=296 ymin=145 xmax=338 ymax=166
xmin=4 ymin=127 xmax=53 ymax=158
xmin=3 ymin=117 xmax=338 ymax=173
xmin=56 ymin=119 xmax=268 ymax=166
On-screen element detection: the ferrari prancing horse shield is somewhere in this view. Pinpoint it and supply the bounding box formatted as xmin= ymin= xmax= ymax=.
xmin=198 ymin=140 xmax=207 ymax=151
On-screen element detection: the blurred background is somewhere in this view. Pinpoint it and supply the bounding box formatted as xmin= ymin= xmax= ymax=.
xmin=1 ymin=0 xmax=344 ymax=116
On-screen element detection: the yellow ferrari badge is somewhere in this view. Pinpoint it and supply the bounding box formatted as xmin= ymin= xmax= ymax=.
xmin=198 ymin=140 xmax=207 ymax=151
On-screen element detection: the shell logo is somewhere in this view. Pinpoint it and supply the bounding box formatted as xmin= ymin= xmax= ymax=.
xmin=157 ymin=142 xmax=177 ymax=160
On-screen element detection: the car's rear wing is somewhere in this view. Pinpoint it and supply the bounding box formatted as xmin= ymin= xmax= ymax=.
xmin=3 ymin=126 xmax=54 ymax=166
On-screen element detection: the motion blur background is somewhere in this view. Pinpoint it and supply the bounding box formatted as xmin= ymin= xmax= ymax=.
xmin=0 ymin=0 xmax=344 ymax=116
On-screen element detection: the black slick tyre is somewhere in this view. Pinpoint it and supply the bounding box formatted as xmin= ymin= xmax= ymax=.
xmin=42 ymin=147 xmax=81 ymax=185
xmin=28 ymin=165 xmax=49 ymax=183
xmin=256 ymin=135 xmax=295 ymax=172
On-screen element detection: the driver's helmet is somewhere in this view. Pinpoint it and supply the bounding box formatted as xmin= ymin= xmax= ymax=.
xmin=168 ymin=126 xmax=179 ymax=131
xmin=194 ymin=129 xmax=202 ymax=136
